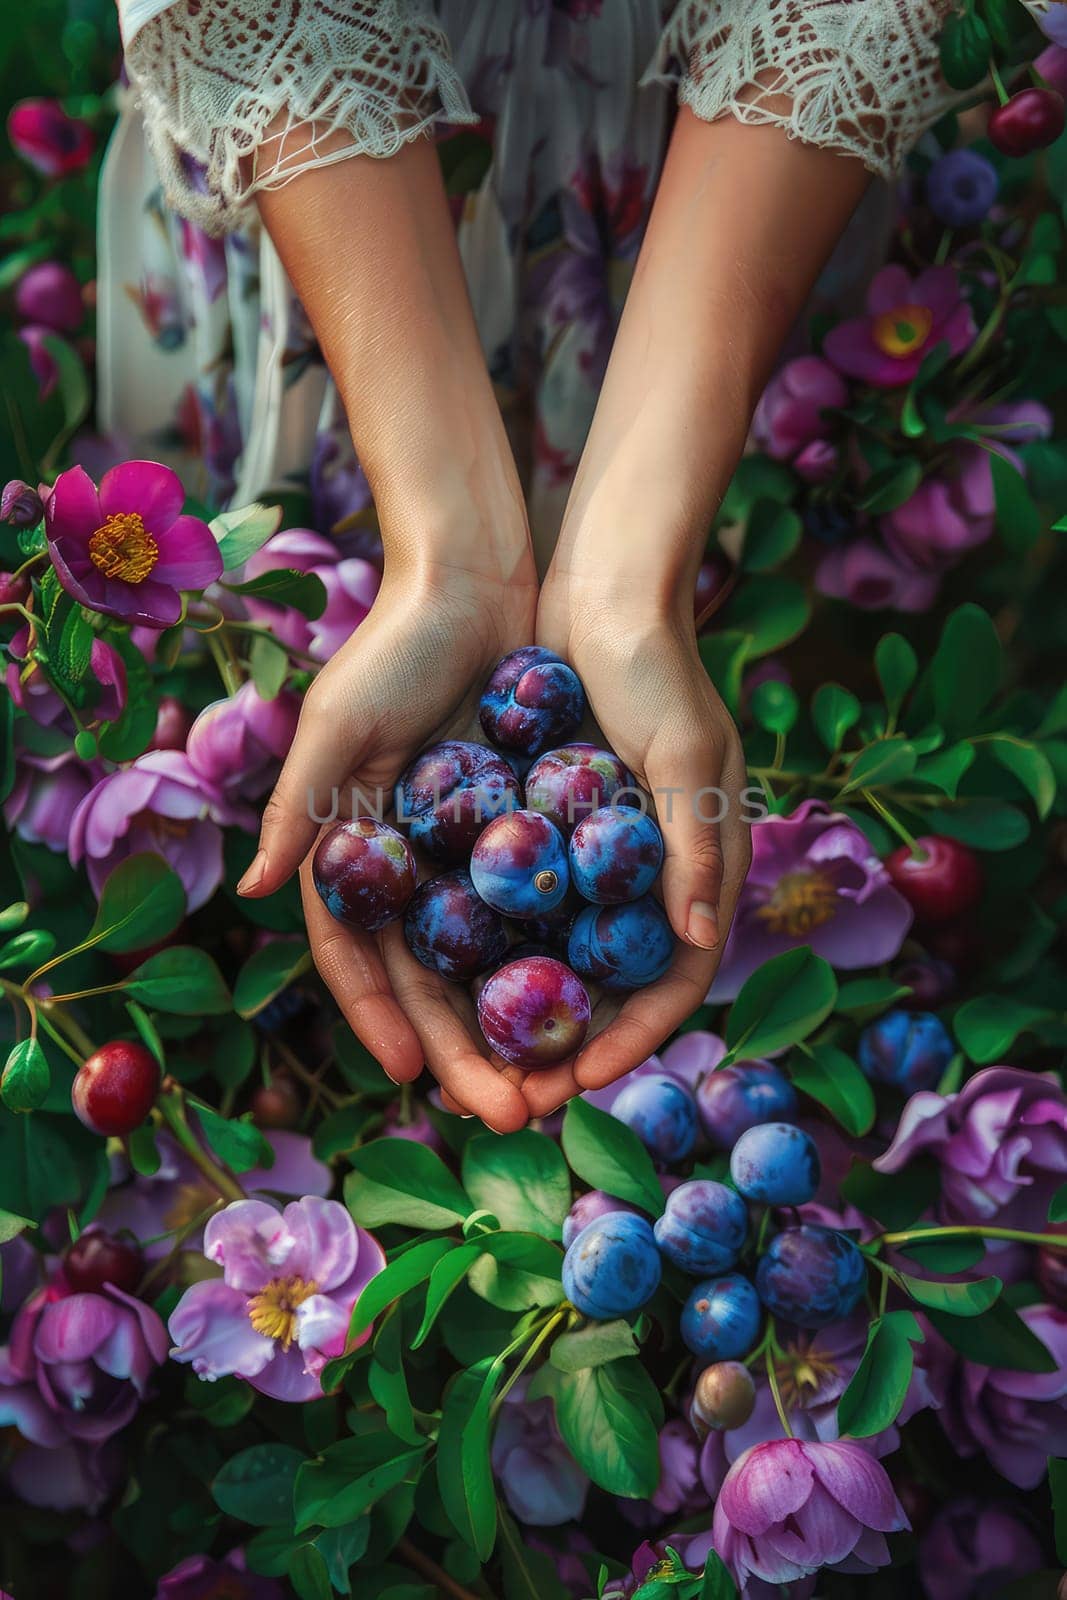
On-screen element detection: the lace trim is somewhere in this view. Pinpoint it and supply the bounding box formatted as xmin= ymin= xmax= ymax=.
xmin=124 ymin=0 xmax=476 ymax=235
xmin=647 ymin=0 xmax=957 ymax=180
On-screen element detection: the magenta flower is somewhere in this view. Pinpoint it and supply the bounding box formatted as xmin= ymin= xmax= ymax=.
xmin=7 ymin=99 xmax=94 ymax=177
xmin=710 ymin=800 xmax=913 ymax=1000
xmin=918 ymin=1498 xmax=1044 ymax=1600
xmin=752 ymin=357 xmax=848 ymax=462
xmin=244 ymin=529 xmax=379 ymax=661
xmin=491 ymin=1376 xmax=589 ymax=1525
xmin=168 ymin=1197 xmax=385 ymax=1401
xmin=14 ymin=261 xmax=83 ymax=333
xmin=0 ymin=1280 xmax=167 ymax=1446
xmin=186 ymin=681 xmax=300 ymax=802
xmin=874 ymin=1067 xmax=1067 ymax=1234
xmin=824 ymin=265 xmax=975 ymax=387
xmin=712 ymin=1438 xmax=907 ymax=1591
xmin=816 ymin=536 xmax=941 ymax=613
xmin=69 ymin=750 xmax=227 ymax=911
xmin=45 ymin=461 xmax=222 ymax=628
xmin=5 ymin=748 xmax=100 ymax=852
xmin=155 ymin=1548 xmax=286 ymax=1600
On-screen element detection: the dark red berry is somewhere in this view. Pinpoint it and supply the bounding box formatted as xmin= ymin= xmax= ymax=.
xmin=885 ymin=836 xmax=984 ymax=925
xmin=251 ymin=1075 xmax=302 ymax=1129
xmin=64 ymin=1229 xmax=143 ymax=1295
xmin=988 ymin=88 xmax=1066 ymax=159
xmin=71 ymin=1040 xmax=161 ymax=1136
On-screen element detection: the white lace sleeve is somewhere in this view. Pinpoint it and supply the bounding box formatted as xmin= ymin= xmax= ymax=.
xmin=648 ymin=0 xmax=957 ymax=181
xmin=123 ymin=0 xmax=475 ymax=235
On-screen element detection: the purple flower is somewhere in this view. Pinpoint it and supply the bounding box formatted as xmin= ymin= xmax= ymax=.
xmin=816 ymin=537 xmax=940 ymax=612
xmin=69 ymin=751 xmax=227 ymax=911
xmin=491 ymin=1376 xmax=589 ymax=1525
xmin=711 ymin=1438 xmax=907 ymax=1591
xmin=874 ymin=1067 xmax=1067 ymax=1234
xmin=793 ymin=439 xmax=839 ymax=483
xmin=186 ymin=682 xmax=300 ymax=802
xmin=824 ymin=265 xmax=975 ymax=387
xmin=0 ymin=1234 xmax=40 ymax=1313
xmin=168 ymin=1197 xmax=385 ymax=1401
xmin=651 ymin=1418 xmax=706 ymax=1518
xmin=923 ymin=1304 xmax=1067 ymax=1488
xmin=926 ymin=150 xmax=999 ymax=228
xmin=0 ymin=1279 xmax=167 ymax=1446
xmin=1 ymin=479 xmax=44 ymax=528
xmin=5 ymin=624 xmax=125 ymax=731
xmin=918 ymin=1497 xmax=1044 ymax=1600
xmin=155 ymin=1548 xmax=286 ymax=1600
xmin=18 ymin=324 xmax=62 ymax=399
xmin=710 ymin=800 xmax=913 ymax=1000
xmin=45 ymin=461 xmax=222 ymax=629
xmin=244 ymin=529 xmax=379 ymax=661
xmin=1036 ymin=40 xmax=1067 ymax=88
xmin=5 ymin=1436 xmax=122 ymax=1514
xmin=5 ymin=747 xmax=100 ymax=852
xmin=752 ymin=357 xmax=848 ymax=462
xmin=14 ymin=262 xmax=84 ymax=334
xmin=7 ymin=99 xmax=94 ymax=177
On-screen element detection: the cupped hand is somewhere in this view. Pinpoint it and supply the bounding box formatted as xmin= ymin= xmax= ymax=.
xmin=239 ymin=560 xmax=538 ymax=1132
xmin=523 ymin=578 xmax=752 ymax=1116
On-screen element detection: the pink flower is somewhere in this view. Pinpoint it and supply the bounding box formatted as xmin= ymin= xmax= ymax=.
xmin=4 ymin=748 xmax=100 ymax=852
xmin=918 ymin=1497 xmax=1045 ymax=1600
xmin=711 ymin=1438 xmax=907 ymax=1591
xmin=752 ymin=357 xmax=848 ymax=461
xmin=45 ymin=461 xmax=222 ymax=629
xmin=7 ymin=99 xmax=94 ymax=178
xmin=168 ymin=1197 xmax=385 ymax=1401
xmin=186 ymin=681 xmax=300 ymax=801
xmin=14 ymin=262 xmax=83 ymax=333
xmin=816 ymin=536 xmax=941 ymax=613
xmin=824 ymin=266 xmax=975 ymax=387
xmin=69 ymin=750 xmax=227 ymax=911
xmin=244 ymin=528 xmax=379 ymax=661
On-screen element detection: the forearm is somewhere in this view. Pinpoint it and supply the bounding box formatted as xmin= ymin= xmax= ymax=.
xmin=255 ymin=131 xmax=529 ymax=581
xmin=552 ymin=108 xmax=871 ymax=616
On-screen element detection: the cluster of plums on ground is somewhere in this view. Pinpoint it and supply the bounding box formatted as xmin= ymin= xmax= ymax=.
xmin=560 ymin=1060 xmax=871 ymax=1435
xmin=312 ymin=647 xmax=676 ymax=1069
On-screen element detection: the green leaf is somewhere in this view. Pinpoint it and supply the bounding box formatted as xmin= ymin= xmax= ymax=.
xmin=344 ymin=1140 xmax=471 ymax=1231
xmin=988 ymin=736 xmax=1057 ymax=819
xmin=289 ymin=1544 xmax=333 ymax=1600
xmin=350 ymin=1238 xmax=457 ymax=1338
xmin=439 ymin=129 xmax=493 ymax=196
xmin=834 ymin=977 xmax=913 ymax=1023
xmin=724 ymin=947 xmax=837 ymax=1059
xmin=234 ymin=939 xmax=310 ymax=1019
xmin=468 ymin=1232 xmax=566 ymax=1312
xmin=725 ymin=576 xmax=811 ymax=657
xmin=840 ymin=1158 xmax=940 ymax=1233
xmin=544 ymin=1358 xmax=661 ymax=1499
xmin=54 ymin=605 xmax=94 ymax=685
xmin=124 ymin=947 xmax=232 ymax=1014
xmin=560 ymin=1099 xmax=664 ymax=1216
xmin=837 ymin=1310 xmax=924 ymax=1439
xmin=463 ymin=1131 xmax=572 ymax=1240
xmin=191 ymin=1102 xmax=274 ymax=1175
xmin=212 ymin=1443 xmax=305 ymax=1526
xmin=1 ymin=1038 xmax=50 ymax=1113
xmin=698 ymin=1553 xmax=738 ymax=1600
xmin=87 ymin=853 xmax=185 ymax=954
xmin=498 ymin=1507 xmax=570 ymax=1600
xmin=859 ymin=459 xmax=923 ymax=515
xmin=931 ymin=798 xmax=1029 ymax=851
xmin=926 ymin=1300 xmax=1057 ymax=1372
xmin=0 ymin=903 xmax=29 ymax=934
xmin=411 ymin=1243 xmax=482 ymax=1349
xmin=249 ymin=631 xmax=290 ymax=700
xmin=127 ymin=1122 xmax=162 ymax=1177
xmin=437 ymin=1359 xmax=500 ymax=1560
xmin=839 ymin=737 xmax=917 ymax=794
xmin=811 ymin=683 xmax=861 ymax=752
xmin=893 ymin=1271 xmax=1001 ymax=1317
xmin=96 ymin=631 xmax=159 ymax=762
xmin=0 ymin=929 xmax=56 ymax=972
xmin=939 ymin=8 xmax=991 ymax=88
xmin=1049 ymin=1184 xmax=1067 ymax=1225
xmin=897 ymin=1236 xmax=986 ymax=1273
xmin=370 ymin=1310 xmax=420 ymax=1445
xmin=0 ymin=1208 xmax=35 ymax=1245
xmin=914 ymin=741 xmax=975 ymax=798
xmin=227 ymin=568 xmax=327 ymax=619
xmin=126 ymin=1000 xmax=165 ymax=1069
xmin=954 ymin=995 xmax=1052 ymax=1063
xmin=0 ymin=1109 xmax=107 ymax=1223
xmin=788 ymin=1043 xmax=875 ymax=1136
xmin=990 ymin=451 xmax=1042 ymax=555
xmin=550 ymin=1319 xmax=639 ymax=1372
xmin=697 ymin=630 xmax=750 ymax=721
xmin=295 ymin=1432 xmax=426 ymax=1532
xmin=39 ymin=335 xmax=90 ymax=468
xmin=742 ymin=501 xmax=802 ymax=572
xmin=1049 ymin=1457 xmax=1067 ymax=1567
xmin=210 ymin=501 xmax=283 ymax=570
xmin=932 ymin=605 xmax=1002 ymax=736
xmin=312 ymin=1101 xmax=380 ymax=1162
xmin=750 ymin=680 xmax=798 ymax=737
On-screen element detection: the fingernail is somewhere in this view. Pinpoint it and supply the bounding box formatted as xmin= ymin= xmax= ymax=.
xmin=237 ymin=850 xmax=267 ymax=896
xmin=686 ymin=900 xmax=719 ymax=949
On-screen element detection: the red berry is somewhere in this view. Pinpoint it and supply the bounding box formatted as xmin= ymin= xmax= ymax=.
xmin=64 ymin=1229 xmax=143 ymax=1295
xmin=885 ymin=836 xmax=984 ymax=925
xmin=71 ymin=1040 xmax=161 ymax=1136
xmin=988 ymin=88 xmax=1065 ymax=158
xmin=251 ymin=1075 xmax=302 ymax=1129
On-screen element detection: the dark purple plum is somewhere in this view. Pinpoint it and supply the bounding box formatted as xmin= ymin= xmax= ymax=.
xmin=857 ymin=1008 xmax=954 ymax=1093
xmin=470 ymin=809 xmax=569 ymax=917
xmin=689 ymin=1360 xmax=757 ymax=1434
xmin=697 ymin=1062 xmax=799 ymax=1150
xmin=680 ymin=1273 xmax=761 ymax=1362
xmin=611 ymin=1071 xmax=698 ymax=1164
xmin=477 ymin=955 xmax=590 ymax=1068
xmin=567 ymin=896 xmax=674 ymax=991
xmin=755 ymin=1224 xmax=867 ymax=1329
xmin=561 ymin=1212 xmax=661 ymax=1319
xmin=562 ymin=1190 xmax=641 ymax=1249
xmin=395 ymin=739 xmax=522 ymax=864
xmin=525 ymin=743 xmax=637 ymax=835
xmin=729 ymin=1122 xmax=820 ymax=1207
xmin=479 ymin=646 xmax=585 ymax=757
xmin=653 ymin=1179 xmax=749 ymax=1274
xmin=312 ymin=818 xmax=416 ymax=933
xmin=569 ymin=805 xmax=663 ymax=904
xmin=403 ymin=869 xmax=509 ymax=981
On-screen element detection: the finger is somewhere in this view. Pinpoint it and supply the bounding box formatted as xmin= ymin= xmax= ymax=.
xmin=521 ymin=1062 xmax=580 ymax=1118
xmin=300 ymin=863 xmax=424 ymax=1083
xmin=649 ymin=708 xmax=729 ymax=950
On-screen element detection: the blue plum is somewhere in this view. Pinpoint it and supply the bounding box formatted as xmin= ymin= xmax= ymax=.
xmin=477 ymin=955 xmax=590 ymax=1069
xmin=403 ymin=869 xmax=509 ymax=981
xmin=857 ymin=1008 xmax=954 ymax=1093
xmin=562 ymin=1190 xmax=641 ymax=1249
xmin=567 ymin=897 xmax=674 ymax=991
xmin=569 ymin=805 xmax=664 ymax=904
xmin=525 ymin=743 xmax=637 ymax=835
xmin=680 ymin=1273 xmax=762 ymax=1362
xmin=755 ymin=1224 xmax=867 ymax=1329
xmin=479 ymin=646 xmax=586 ymax=757
xmin=470 ymin=809 xmax=569 ymax=917
xmin=697 ymin=1062 xmax=799 ymax=1150
xmin=729 ymin=1123 xmax=820 ymax=1207
xmin=611 ymin=1072 xmax=698 ymax=1164
xmin=562 ymin=1212 xmax=662 ymax=1320
xmin=653 ymin=1179 xmax=749 ymax=1274
xmin=312 ymin=818 xmax=416 ymax=933
xmin=396 ymin=740 xmax=521 ymax=863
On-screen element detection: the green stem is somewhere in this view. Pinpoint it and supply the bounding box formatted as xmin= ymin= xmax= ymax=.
xmin=157 ymin=1087 xmax=246 ymax=1204
xmin=491 ymin=1307 xmax=569 ymax=1420
xmin=988 ymin=55 xmax=1009 ymax=106
xmin=765 ymin=1329 xmax=794 ymax=1439
xmin=880 ymin=1224 xmax=1066 ymax=1251
xmin=136 ymin=1197 xmax=225 ymax=1296
xmin=38 ymin=982 xmax=128 ymax=1005
xmin=862 ymin=790 xmax=923 ymax=853
xmin=39 ymin=1003 xmax=96 ymax=1059
xmin=35 ymin=1010 xmax=84 ymax=1069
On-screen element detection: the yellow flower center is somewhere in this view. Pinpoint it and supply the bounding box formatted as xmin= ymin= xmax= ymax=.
xmin=247 ymin=1275 xmax=318 ymax=1351
xmin=756 ymin=870 xmax=838 ymax=937
xmin=872 ymin=304 xmax=933 ymax=357
xmin=774 ymin=1347 xmax=840 ymax=1411
xmin=87 ymin=512 xmax=159 ymax=583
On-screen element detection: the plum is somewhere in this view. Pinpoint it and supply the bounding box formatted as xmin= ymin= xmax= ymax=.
xmin=479 ymin=646 xmax=585 ymax=757
xmin=730 ymin=1122 xmax=821 ymax=1207
xmin=477 ymin=955 xmax=590 ymax=1068
xmin=569 ymin=805 xmax=663 ymax=904
xmin=755 ymin=1224 xmax=867 ymax=1329
xmin=562 ymin=1212 xmax=661 ymax=1319
xmin=562 ymin=1190 xmax=641 ymax=1249
xmin=396 ymin=739 xmax=521 ymax=864
xmin=680 ymin=1273 xmax=762 ymax=1362
xmin=611 ymin=1072 xmax=698 ymax=1164
xmin=689 ymin=1360 xmax=757 ymax=1433
xmin=470 ymin=809 xmax=569 ymax=917
xmin=653 ymin=1179 xmax=749 ymax=1274
xmin=697 ymin=1062 xmax=799 ymax=1150
xmin=313 ymin=817 xmax=417 ymax=933
xmin=403 ymin=869 xmax=509 ymax=981
xmin=567 ymin=896 xmax=674 ymax=991
xmin=857 ymin=1008 xmax=954 ymax=1093
xmin=525 ymin=743 xmax=636 ymax=835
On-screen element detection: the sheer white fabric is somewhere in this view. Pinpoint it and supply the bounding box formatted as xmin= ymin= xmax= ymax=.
xmin=647 ymin=0 xmax=955 ymax=181
xmin=123 ymin=0 xmax=475 ymax=235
